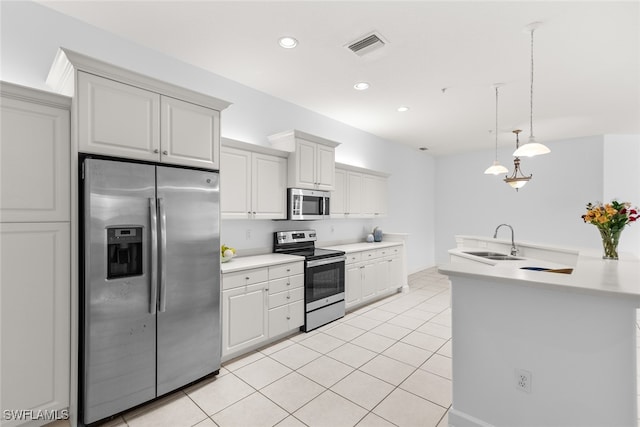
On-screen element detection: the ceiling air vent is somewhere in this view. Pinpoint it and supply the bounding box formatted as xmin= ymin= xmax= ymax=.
xmin=346 ymin=32 xmax=387 ymax=57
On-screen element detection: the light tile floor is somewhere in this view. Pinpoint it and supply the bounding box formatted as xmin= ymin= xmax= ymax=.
xmin=97 ymin=267 xmax=452 ymax=427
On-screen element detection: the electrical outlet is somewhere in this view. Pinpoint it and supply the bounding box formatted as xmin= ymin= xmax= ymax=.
xmin=246 ymin=229 xmax=251 ymax=240
xmin=515 ymin=369 xmax=532 ymax=393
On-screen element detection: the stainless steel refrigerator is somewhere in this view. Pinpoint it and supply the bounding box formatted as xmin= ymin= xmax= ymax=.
xmin=81 ymin=157 xmax=221 ymax=424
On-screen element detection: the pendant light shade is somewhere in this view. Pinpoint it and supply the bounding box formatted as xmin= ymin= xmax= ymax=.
xmin=484 ymin=84 xmax=508 ymax=175
xmin=485 ymin=160 xmax=509 ymax=175
xmin=513 ymin=22 xmax=550 ymax=158
xmin=504 ymin=130 xmax=532 ymax=191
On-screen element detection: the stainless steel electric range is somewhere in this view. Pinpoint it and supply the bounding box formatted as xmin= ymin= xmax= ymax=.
xmin=273 ymin=230 xmax=346 ymax=331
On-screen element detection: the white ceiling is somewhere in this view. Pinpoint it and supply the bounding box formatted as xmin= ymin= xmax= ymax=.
xmin=38 ymin=1 xmax=640 ymax=156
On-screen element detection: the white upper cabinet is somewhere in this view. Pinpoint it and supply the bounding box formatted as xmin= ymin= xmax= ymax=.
xmin=48 ymin=48 xmax=230 ymax=169
xmin=78 ymin=72 xmax=161 ymax=161
xmin=332 ymin=168 xmax=347 ymax=216
xmin=252 ymin=153 xmax=287 ymax=219
xmin=220 ymin=139 xmax=287 ymax=220
xmin=161 ymin=95 xmax=221 ymax=169
xmin=362 ymin=174 xmax=388 ymax=217
xmin=0 ymin=84 xmax=70 ymax=222
xmin=220 ymin=146 xmax=252 ymax=218
xmin=334 ymin=163 xmax=389 ymax=219
xmin=268 ymin=129 xmax=340 ymax=191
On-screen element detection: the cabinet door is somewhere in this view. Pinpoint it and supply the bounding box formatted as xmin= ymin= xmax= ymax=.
xmin=78 ymin=71 xmax=160 ymax=161
xmin=345 ymin=263 xmax=362 ymax=308
xmin=222 ymin=283 xmax=268 ymax=357
xmin=1 ymin=222 xmax=70 ymax=418
xmin=346 ymin=171 xmax=363 ymax=217
xmin=362 ymin=174 xmax=388 ymax=217
xmin=376 ymin=258 xmax=391 ymax=293
xmin=220 ymin=147 xmax=251 ymax=219
xmin=0 ymin=96 xmax=70 ymax=222
xmin=293 ymin=139 xmax=317 ymax=188
xmin=376 ymin=176 xmax=388 ymax=216
xmin=161 ymin=96 xmax=220 ymax=169
xmin=315 ymin=144 xmax=335 ymax=190
xmin=289 ymin=300 xmax=304 ymax=330
xmin=389 ymin=256 xmax=402 ymax=289
xmin=331 ymin=168 xmax=347 ymax=217
xmin=361 ymin=262 xmax=377 ymax=301
xmin=252 ymin=153 xmax=287 ymax=219
xmin=269 ymin=300 xmax=304 ymax=338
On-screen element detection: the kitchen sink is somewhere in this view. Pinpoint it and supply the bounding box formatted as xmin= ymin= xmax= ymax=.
xmin=463 ymin=251 xmax=523 ymax=261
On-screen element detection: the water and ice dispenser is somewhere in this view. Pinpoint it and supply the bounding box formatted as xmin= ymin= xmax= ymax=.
xmin=107 ymin=227 xmax=143 ymax=279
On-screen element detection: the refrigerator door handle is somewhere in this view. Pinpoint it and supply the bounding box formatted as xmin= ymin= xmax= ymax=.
xmin=149 ymin=198 xmax=158 ymax=314
xmin=158 ymin=197 xmax=168 ymax=313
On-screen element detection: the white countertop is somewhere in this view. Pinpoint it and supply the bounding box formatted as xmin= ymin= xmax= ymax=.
xmin=220 ymin=241 xmax=403 ymax=273
xmin=323 ymin=241 xmax=403 ymax=253
xmin=440 ymin=246 xmax=640 ymax=299
xmin=221 ymin=253 xmax=304 ymax=273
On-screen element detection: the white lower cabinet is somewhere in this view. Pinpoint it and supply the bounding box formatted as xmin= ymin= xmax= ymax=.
xmin=222 ymin=269 xmax=269 ymax=357
xmin=344 ymin=244 xmax=403 ymax=310
xmin=1 ymin=223 xmax=70 ymax=427
xmin=222 ymin=261 xmax=303 ymax=360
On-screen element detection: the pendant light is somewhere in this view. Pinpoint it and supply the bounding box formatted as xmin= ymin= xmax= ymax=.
xmin=484 ymin=84 xmax=509 ymax=175
xmin=513 ymin=22 xmax=551 ymax=157
xmin=504 ymin=130 xmax=532 ymax=190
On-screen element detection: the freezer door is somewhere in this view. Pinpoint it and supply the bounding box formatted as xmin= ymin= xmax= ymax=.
xmin=156 ymin=166 xmax=221 ymax=395
xmin=82 ymin=159 xmax=157 ymax=424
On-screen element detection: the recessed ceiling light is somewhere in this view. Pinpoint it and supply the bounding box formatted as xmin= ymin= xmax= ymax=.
xmin=354 ymin=82 xmax=370 ymax=91
xmin=278 ymin=36 xmax=298 ymax=49
xmin=397 ymin=106 xmax=410 ymax=112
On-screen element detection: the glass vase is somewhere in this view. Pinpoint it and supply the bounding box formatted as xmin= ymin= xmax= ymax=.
xmin=599 ymin=227 xmax=621 ymax=260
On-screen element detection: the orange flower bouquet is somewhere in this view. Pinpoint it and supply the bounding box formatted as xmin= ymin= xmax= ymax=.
xmin=582 ymin=200 xmax=639 ymax=259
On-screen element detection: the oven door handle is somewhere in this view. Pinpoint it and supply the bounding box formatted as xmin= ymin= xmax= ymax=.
xmin=306 ymin=255 xmax=346 ymax=268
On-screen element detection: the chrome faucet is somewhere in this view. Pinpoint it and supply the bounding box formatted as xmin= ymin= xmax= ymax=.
xmin=493 ymin=224 xmax=518 ymax=256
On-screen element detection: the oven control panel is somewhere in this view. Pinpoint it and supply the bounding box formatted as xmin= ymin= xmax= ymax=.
xmin=275 ymin=230 xmax=317 ymax=245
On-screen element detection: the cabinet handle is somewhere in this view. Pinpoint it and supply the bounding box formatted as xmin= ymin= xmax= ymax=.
xmin=265 ymin=288 xmax=269 ymax=291
xmin=154 ymin=149 xmax=159 ymax=153
xmin=245 ymin=277 xmax=250 ymax=280
xmin=286 ymin=268 xmax=290 ymax=272
xmin=388 ymin=259 xmax=393 ymax=263
xmin=287 ymin=295 xmax=291 ymax=300
xmin=163 ymin=150 xmax=168 ymax=155
xmin=286 ymin=281 xmax=290 ymax=286
xmin=286 ymin=316 xmax=291 ymax=320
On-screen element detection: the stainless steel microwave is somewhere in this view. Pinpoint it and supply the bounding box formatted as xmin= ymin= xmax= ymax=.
xmin=288 ymin=188 xmax=330 ymax=220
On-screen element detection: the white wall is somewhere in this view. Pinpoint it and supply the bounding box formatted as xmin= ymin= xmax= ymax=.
xmin=435 ymin=134 xmax=640 ymax=263
xmin=0 ymin=1 xmax=436 ymax=273
xmin=603 ymin=135 xmax=640 ymax=255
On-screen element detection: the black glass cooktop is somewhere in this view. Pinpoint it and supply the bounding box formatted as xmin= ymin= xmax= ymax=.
xmin=286 ymin=247 xmax=345 ymax=261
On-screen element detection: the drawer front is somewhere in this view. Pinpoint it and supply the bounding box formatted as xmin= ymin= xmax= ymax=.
xmin=376 ymin=248 xmax=394 ymax=258
xmin=345 ymin=252 xmax=362 ymax=264
xmin=269 ymin=262 xmax=304 ymax=280
xmin=223 ymin=267 xmax=269 ymax=290
xmin=361 ymin=250 xmax=376 ymax=261
xmin=269 ymin=287 xmax=305 ymax=309
xmin=269 ymin=274 xmax=304 ymax=294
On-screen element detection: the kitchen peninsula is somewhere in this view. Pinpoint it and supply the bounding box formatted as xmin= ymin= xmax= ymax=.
xmin=439 ymin=236 xmax=640 ymax=427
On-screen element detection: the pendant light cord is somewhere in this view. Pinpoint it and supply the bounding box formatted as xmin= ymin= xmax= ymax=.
xmin=495 ymin=86 xmax=499 ymax=160
xmin=529 ymin=29 xmax=535 ymax=140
